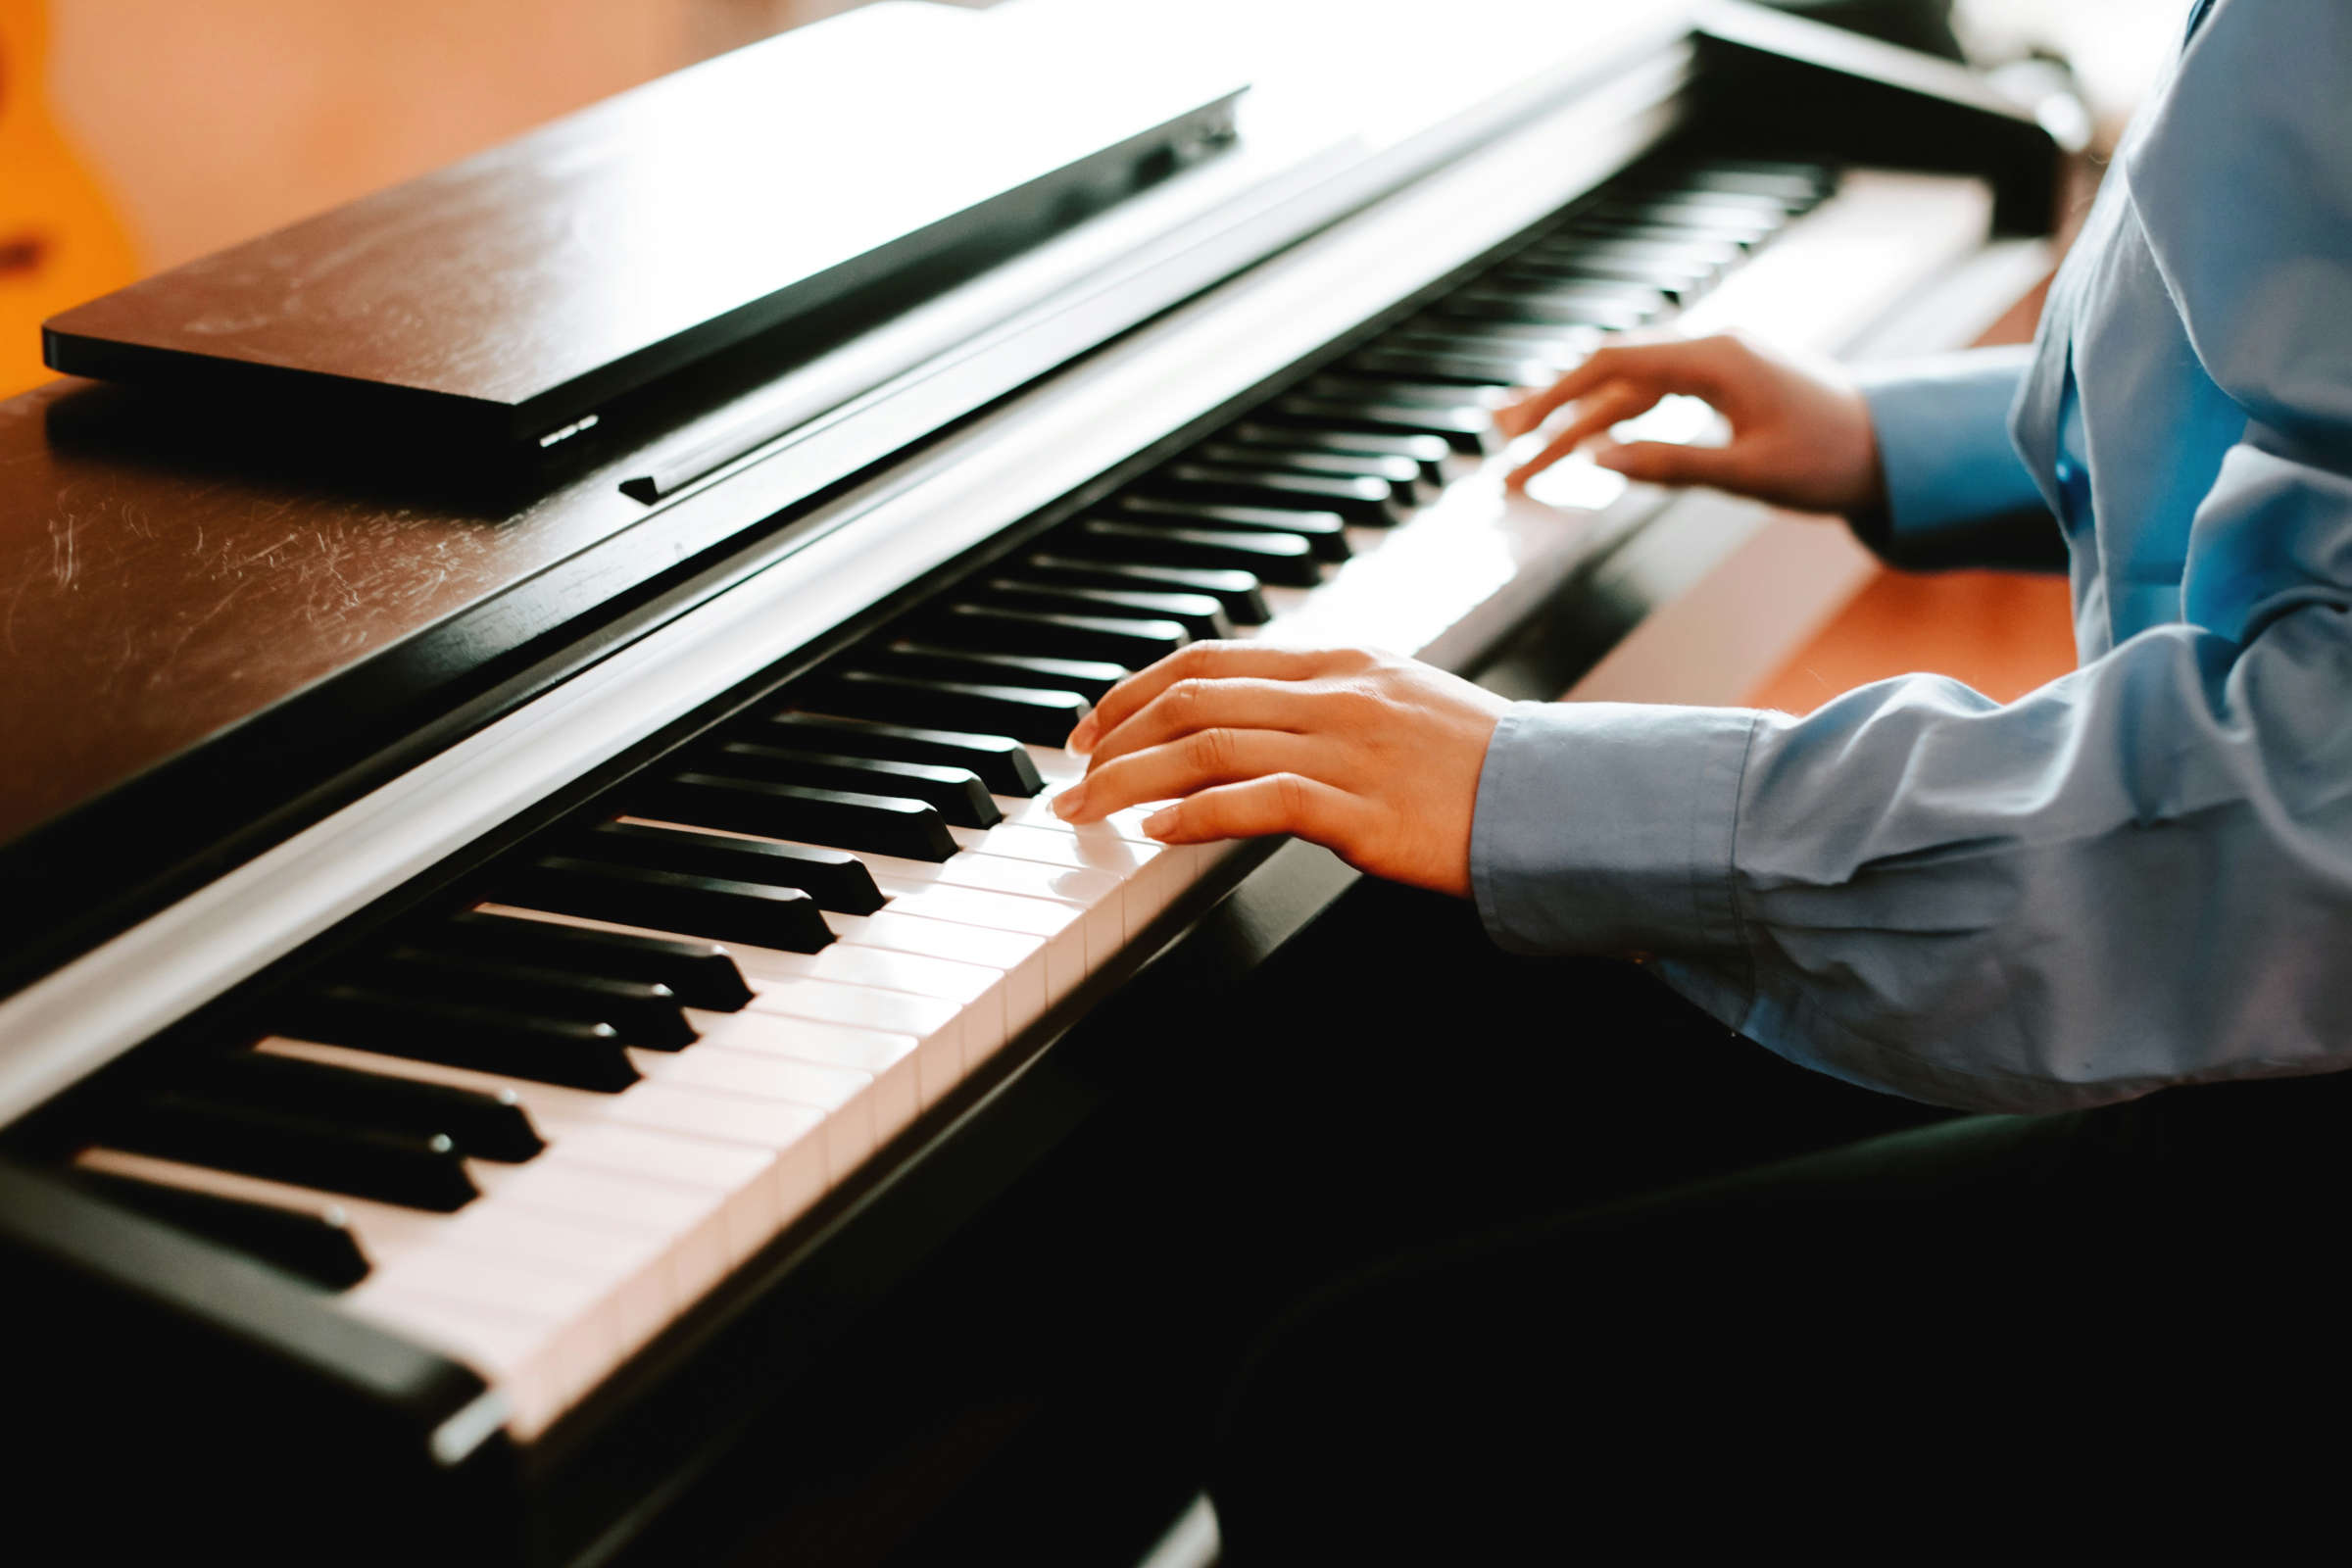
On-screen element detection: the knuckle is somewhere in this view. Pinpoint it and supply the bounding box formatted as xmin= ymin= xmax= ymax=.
xmin=1187 ymin=726 xmax=1238 ymax=774
xmin=1332 ymin=684 xmax=1387 ymax=727
xmin=1271 ymin=771 xmax=1313 ymax=821
xmin=1163 ymin=643 xmax=1211 ymax=681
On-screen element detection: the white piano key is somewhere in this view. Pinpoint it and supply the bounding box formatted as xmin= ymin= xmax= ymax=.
xmin=255 ymin=1037 xmax=790 ymax=1277
xmin=476 ymin=898 xmax=1007 ymax=1060
xmin=78 ymin=1145 xmax=676 ymax=1432
xmin=822 ymin=908 xmax=1049 ymax=1045
xmin=945 ymin=822 xmax=1174 ymax=936
xmin=733 ymin=940 xmax=1008 ymax=1059
xmin=473 ymin=904 xmax=968 ymax=1103
xmin=472 ymin=1157 xmax=734 ymax=1306
xmin=626 ymin=1044 xmax=874 ymax=1176
xmin=73 ymin=1146 xmax=678 ymax=1349
xmin=1004 ymin=779 xmax=1211 ymax=900
xmin=687 ymin=1007 xmax=921 ymax=1145
xmin=620 ymin=815 xmax=1131 ymax=967
xmin=870 ymin=884 xmax=1087 ymax=1004
xmin=355 ymin=1247 xmax=618 ymax=1416
xmin=738 ymin=976 xmax=965 ymax=1108
xmin=343 ymin=1286 xmax=569 ymax=1437
xmin=540 ymin=1123 xmax=785 ymax=1265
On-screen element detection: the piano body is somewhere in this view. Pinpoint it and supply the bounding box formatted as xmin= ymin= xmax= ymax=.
xmin=0 ymin=1 xmax=2058 ymax=1558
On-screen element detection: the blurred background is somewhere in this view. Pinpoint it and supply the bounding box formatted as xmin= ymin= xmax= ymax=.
xmin=16 ymin=0 xmax=2178 ymax=287
xmin=1 ymin=0 xmax=2188 ymax=706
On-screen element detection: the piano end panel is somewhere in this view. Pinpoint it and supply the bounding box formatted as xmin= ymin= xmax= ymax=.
xmin=0 ymin=1159 xmax=522 ymax=1559
xmin=1690 ymin=1 xmax=2061 ymax=236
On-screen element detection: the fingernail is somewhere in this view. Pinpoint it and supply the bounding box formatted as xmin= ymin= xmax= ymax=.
xmin=1052 ymin=783 xmax=1088 ymax=820
xmin=1142 ymin=807 xmax=1179 ymax=840
xmin=1591 ymin=443 xmax=1630 ymax=470
xmin=1066 ymin=714 xmax=1098 ymax=755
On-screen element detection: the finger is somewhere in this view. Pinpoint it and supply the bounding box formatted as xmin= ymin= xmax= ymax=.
xmin=1140 ymin=772 xmax=1373 ymax=848
xmin=1503 ymin=381 xmax=1658 ymax=490
xmin=1084 ymin=676 xmax=1326 ymax=771
xmin=1494 ymin=336 xmax=1733 ymax=439
xmin=1055 ymin=727 xmax=1335 ymax=822
xmin=1067 ymin=642 xmax=1348 ymax=754
xmin=1591 ymin=439 xmax=1743 ymax=490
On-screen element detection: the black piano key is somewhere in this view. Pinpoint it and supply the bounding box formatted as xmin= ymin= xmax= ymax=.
xmin=646 ymin=768 xmax=961 ymax=858
xmin=1588 ymin=197 xmax=1780 ymax=243
xmin=577 ymin=817 xmax=887 ymax=913
xmin=284 ymin=985 xmax=641 ymax=1092
xmin=1494 ymin=256 xmax=1705 ymax=304
xmin=110 ymin=1092 xmax=479 ymax=1213
xmin=1260 ymin=396 xmax=1499 ymax=456
xmin=1305 ymin=375 xmax=1515 ymax=414
xmin=1648 ymin=164 xmax=1830 ymax=206
xmin=1522 ymin=235 xmax=1737 ymax=279
xmin=1135 ymin=463 xmax=1402 ymax=528
xmin=1343 ymin=349 xmax=1558 ymax=390
xmin=930 ymin=602 xmax=1189 ymax=666
xmin=370 ymin=948 xmax=698 ymax=1052
xmin=759 ymin=710 xmax=1043 ymax=796
xmin=72 ymin=1169 xmax=372 ymax=1290
xmin=710 ymin=735 xmax=1004 ymax=825
xmin=1194 ymin=440 xmax=1432 ymax=501
xmin=1441 ymin=288 xmax=1656 ymax=332
xmin=1022 ymin=554 xmax=1272 ymax=625
xmin=1386 ymin=322 xmax=1598 ymax=364
xmin=862 ymin=642 xmax=1125 ymax=709
xmin=503 ymin=855 xmax=837 ymax=952
xmin=184 ymin=1047 xmax=547 ymax=1161
xmin=1063 ymin=517 xmax=1321 ymax=587
xmin=1561 ymin=217 xmax=1755 ymax=254
xmin=796 ymin=670 xmax=1087 ymax=750
xmin=1223 ymin=424 xmax=1452 ymax=489
xmin=980 ymin=578 xmax=1233 ymax=640
xmin=443 ymin=910 xmax=755 ymax=1010
xmin=1616 ymin=187 xmax=1796 ymax=222
xmin=1114 ymin=496 xmax=1354 ymax=558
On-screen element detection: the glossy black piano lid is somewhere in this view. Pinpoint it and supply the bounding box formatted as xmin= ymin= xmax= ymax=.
xmin=43 ymin=4 xmax=1247 ymax=449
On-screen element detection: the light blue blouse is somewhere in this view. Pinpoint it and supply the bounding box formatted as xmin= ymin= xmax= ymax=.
xmin=1469 ymin=0 xmax=2352 ymax=1112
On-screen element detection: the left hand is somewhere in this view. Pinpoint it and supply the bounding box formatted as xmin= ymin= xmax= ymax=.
xmin=1054 ymin=643 xmax=1509 ymax=898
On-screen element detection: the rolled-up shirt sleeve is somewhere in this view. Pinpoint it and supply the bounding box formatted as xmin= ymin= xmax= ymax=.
xmin=1474 ymin=431 xmax=2352 ymax=1114
xmin=1472 ymin=4 xmax=2352 ymax=1113
xmin=1850 ymin=348 xmax=2062 ymax=570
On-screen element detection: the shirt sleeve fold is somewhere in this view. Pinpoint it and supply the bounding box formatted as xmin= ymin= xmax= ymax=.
xmin=1851 ymin=347 xmax=2060 ymax=570
xmin=1470 ymin=700 xmax=1757 ymax=958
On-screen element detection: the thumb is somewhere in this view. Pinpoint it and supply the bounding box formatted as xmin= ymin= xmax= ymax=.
xmin=1592 ymin=439 xmax=1742 ymax=490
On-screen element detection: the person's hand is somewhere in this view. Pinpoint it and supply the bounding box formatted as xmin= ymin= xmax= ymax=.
xmin=1496 ymin=332 xmax=1885 ymax=514
xmin=1054 ymin=643 xmax=1509 ymax=899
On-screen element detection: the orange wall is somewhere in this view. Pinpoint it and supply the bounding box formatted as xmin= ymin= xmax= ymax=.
xmin=45 ymin=0 xmax=710 ymax=274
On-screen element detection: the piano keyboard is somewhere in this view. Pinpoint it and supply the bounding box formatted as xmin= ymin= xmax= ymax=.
xmin=57 ymin=154 xmax=1994 ymax=1439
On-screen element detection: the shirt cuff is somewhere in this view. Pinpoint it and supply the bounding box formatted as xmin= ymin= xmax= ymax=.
xmin=1855 ymin=347 xmax=2046 ymax=544
xmin=1470 ymin=701 xmax=1759 ymax=957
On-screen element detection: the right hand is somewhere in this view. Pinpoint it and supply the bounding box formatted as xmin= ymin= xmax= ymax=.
xmin=1496 ymin=332 xmax=1886 ymax=514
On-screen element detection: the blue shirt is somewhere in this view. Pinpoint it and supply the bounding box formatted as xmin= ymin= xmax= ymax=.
xmin=1469 ymin=0 xmax=2352 ymax=1112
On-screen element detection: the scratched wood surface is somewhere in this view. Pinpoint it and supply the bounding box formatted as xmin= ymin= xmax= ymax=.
xmin=0 ymin=372 xmax=663 ymax=854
